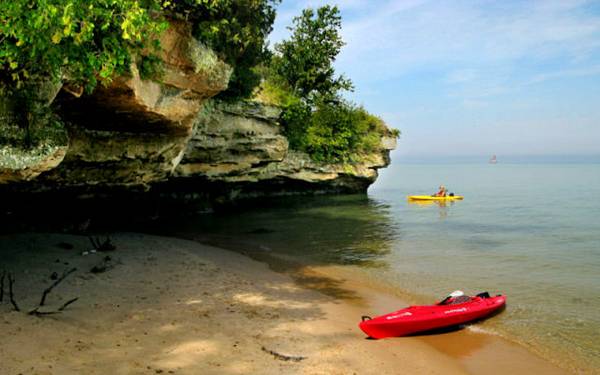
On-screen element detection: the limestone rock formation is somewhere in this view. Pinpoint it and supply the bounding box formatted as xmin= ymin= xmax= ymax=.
xmin=0 ymin=83 xmax=68 ymax=184
xmin=173 ymin=100 xmax=396 ymax=198
xmin=44 ymin=20 xmax=232 ymax=187
xmin=176 ymin=101 xmax=288 ymax=179
xmin=0 ymin=126 xmax=68 ymax=184
xmin=0 ymin=18 xmax=396 ymax=204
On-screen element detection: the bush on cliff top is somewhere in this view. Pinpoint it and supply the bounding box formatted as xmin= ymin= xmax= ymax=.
xmin=282 ymin=97 xmax=394 ymax=163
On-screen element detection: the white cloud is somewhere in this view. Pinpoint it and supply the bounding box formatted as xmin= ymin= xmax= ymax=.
xmin=328 ymin=0 xmax=600 ymax=82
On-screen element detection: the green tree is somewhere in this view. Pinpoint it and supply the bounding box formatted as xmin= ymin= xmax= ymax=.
xmin=268 ymin=5 xmax=398 ymax=163
xmin=0 ymin=0 xmax=168 ymax=92
xmin=273 ymin=5 xmax=353 ymax=101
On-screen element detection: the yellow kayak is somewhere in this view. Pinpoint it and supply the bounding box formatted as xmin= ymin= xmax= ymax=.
xmin=408 ymin=195 xmax=464 ymax=201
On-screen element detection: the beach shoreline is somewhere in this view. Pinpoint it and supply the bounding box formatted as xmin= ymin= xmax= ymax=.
xmin=295 ymin=264 xmax=568 ymax=375
xmin=0 ymin=232 xmax=565 ymax=374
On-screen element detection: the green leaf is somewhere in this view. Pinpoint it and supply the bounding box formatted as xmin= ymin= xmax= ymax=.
xmin=51 ymin=32 xmax=62 ymax=44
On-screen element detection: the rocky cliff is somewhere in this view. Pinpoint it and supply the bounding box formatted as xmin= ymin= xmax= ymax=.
xmin=172 ymin=100 xmax=396 ymax=201
xmin=0 ymin=20 xmax=396 ymax=208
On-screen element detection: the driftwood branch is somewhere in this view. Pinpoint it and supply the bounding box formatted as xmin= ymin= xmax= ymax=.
xmin=38 ymin=268 xmax=77 ymax=307
xmin=2 ymin=269 xmax=78 ymax=316
xmin=29 ymin=297 xmax=80 ymax=316
xmin=58 ymin=297 xmax=79 ymax=311
xmin=0 ymin=270 xmax=5 ymax=302
xmin=261 ymin=346 xmax=306 ymax=362
xmin=29 ymin=268 xmax=78 ymax=316
xmin=8 ymin=272 xmax=20 ymax=312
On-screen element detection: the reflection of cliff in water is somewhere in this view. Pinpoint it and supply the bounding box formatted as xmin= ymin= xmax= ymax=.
xmin=156 ymin=194 xmax=400 ymax=267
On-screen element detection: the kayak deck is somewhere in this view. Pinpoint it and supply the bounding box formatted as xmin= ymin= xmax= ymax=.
xmin=408 ymin=195 xmax=464 ymax=201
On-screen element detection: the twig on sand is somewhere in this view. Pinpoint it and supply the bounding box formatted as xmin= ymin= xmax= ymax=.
xmin=8 ymin=272 xmax=20 ymax=312
xmin=39 ymin=268 xmax=77 ymax=307
xmin=261 ymin=346 xmax=307 ymax=362
xmin=0 ymin=270 xmax=5 ymax=302
xmin=28 ymin=268 xmax=78 ymax=316
xmin=30 ymin=297 xmax=80 ymax=316
xmin=58 ymin=297 xmax=79 ymax=311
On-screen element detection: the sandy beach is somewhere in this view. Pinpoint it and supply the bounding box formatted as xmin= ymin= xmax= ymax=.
xmin=0 ymin=232 xmax=565 ymax=374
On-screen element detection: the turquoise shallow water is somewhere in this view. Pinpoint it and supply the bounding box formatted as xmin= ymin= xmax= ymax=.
xmin=169 ymin=161 xmax=600 ymax=372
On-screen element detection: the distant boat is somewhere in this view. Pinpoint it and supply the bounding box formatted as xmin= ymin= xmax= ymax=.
xmin=489 ymin=155 xmax=497 ymax=164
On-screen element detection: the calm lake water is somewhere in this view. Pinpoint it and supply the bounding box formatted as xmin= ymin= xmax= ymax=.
xmin=169 ymin=159 xmax=600 ymax=372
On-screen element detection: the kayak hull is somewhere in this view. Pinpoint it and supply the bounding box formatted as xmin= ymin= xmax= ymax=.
xmin=408 ymin=195 xmax=464 ymax=201
xmin=359 ymin=295 xmax=505 ymax=339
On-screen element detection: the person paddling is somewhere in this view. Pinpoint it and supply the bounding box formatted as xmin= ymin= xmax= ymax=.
xmin=434 ymin=185 xmax=447 ymax=197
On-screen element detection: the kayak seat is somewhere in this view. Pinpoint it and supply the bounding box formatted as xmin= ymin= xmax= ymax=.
xmin=439 ymin=295 xmax=472 ymax=305
xmin=448 ymin=295 xmax=472 ymax=305
xmin=476 ymin=291 xmax=490 ymax=299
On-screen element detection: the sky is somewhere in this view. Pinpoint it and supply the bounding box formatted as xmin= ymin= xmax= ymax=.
xmin=269 ymin=0 xmax=600 ymax=157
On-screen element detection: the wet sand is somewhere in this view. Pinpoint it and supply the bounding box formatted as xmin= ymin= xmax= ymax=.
xmin=0 ymin=233 xmax=565 ymax=374
xmin=303 ymin=265 xmax=567 ymax=375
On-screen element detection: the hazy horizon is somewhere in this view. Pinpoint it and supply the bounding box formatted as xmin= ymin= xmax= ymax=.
xmin=270 ymin=1 xmax=600 ymax=157
xmin=387 ymin=152 xmax=600 ymax=162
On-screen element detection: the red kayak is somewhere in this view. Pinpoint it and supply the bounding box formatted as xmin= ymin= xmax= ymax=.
xmin=359 ymin=291 xmax=506 ymax=339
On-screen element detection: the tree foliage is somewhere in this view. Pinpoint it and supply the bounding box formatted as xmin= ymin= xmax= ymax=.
xmin=273 ymin=5 xmax=353 ymax=101
xmin=0 ymin=0 xmax=168 ymax=92
xmin=166 ymin=0 xmax=279 ymax=99
xmin=0 ymin=0 xmax=278 ymax=100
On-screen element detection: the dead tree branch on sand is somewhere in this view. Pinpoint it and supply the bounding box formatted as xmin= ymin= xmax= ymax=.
xmin=261 ymin=346 xmax=307 ymax=362
xmin=29 ymin=267 xmax=78 ymax=316
xmin=30 ymin=297 xmax=80 ymax=316
xmin=8 ymin=272 xmax=20 ymax=312
xmin=0 ymin=270 xmax=5 ymax=302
